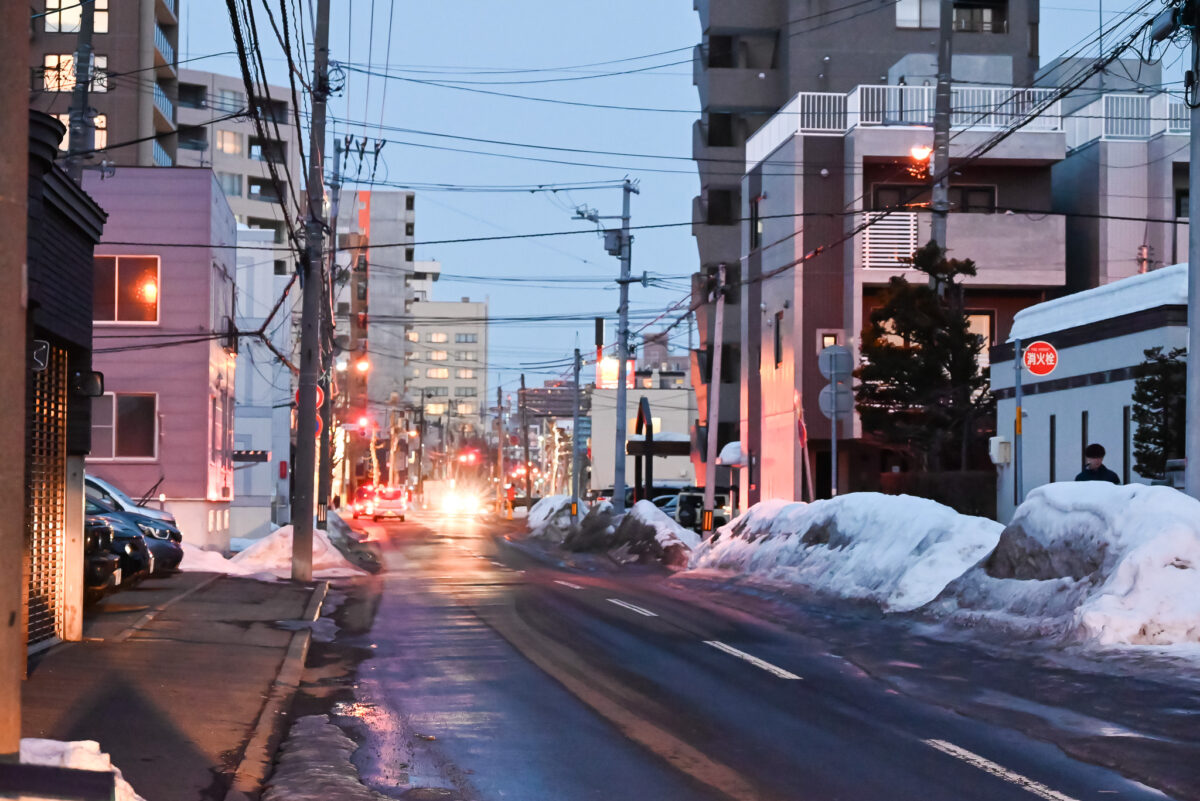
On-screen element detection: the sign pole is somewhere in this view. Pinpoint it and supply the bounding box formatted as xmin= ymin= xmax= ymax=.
xmin=1014 ymin=337 xmax=1023 ymax=504
xmin=830 ymin=359 xmax=839 ymax=497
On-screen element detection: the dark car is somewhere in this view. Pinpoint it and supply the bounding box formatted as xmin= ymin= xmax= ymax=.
xmin=84 ymin=516 xmax=121 ymax=603
xmin=86 ymin=498 xmax=182 ymax=574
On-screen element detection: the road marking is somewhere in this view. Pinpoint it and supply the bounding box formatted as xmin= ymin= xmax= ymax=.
xmin=703 ymin=641 xmax=802 ymax=680
xmin=607 ymin=598 xmax=658 ymax=617
xmin=554 ymin=580 xmax=584 ymax=589
xmin=924 ymin=739 xmax=1081 ymax=801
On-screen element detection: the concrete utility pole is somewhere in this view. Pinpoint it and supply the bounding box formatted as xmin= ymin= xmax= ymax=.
xmin=496 ymin=385 xmax=504 ymax=509
xmin=318 ymin=138 xmax=344 ymax=527
xmin=520 ymin=374 xmax=532 ymax=501
xmin=613 ymin=179 xmax=637 ymax=514
xmin=1 ymin=0 xmax=30 ymax=760
xmin=291 ymin=0 xmax=330 ymax=582
xmin=702 ymin=264 xmax=726 ymax=534
xmin=572 ymin=347 xmax=582 ymax=523
xmin=929 ymin=0 xmax=955 ymax=259
xmin=64 ymin=0 xmax=96 ymax=182
xmin=1186 ymin=7 xmax=1200 ymax=500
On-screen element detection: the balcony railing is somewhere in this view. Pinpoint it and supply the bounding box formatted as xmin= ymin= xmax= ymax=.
xmin=153 ymin=83 xmax=174 ymax=121
xmin=154 ymin=24 xmax=175 ymax=66
xmin=1064 ymin=93 xmax=1189 ymax=150
xmin=860 ymin=212 xmax=920 ymax=270
xmin=159 ymin=0 xmax=177 ymax=17
xmin=153 ymin=140 xmax=173 ymax=167
xmin=746 ymin=85 xmax=1061 ymax=168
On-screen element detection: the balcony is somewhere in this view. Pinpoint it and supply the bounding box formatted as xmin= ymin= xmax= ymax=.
xmin=152 ymin=83 xmax=175 ymax=131
xmin=154 ymin=24 xmax=176 ymax=76
xmin=153 ymin=140 xmax=173 ymax=167
xmin=1065 ymin=93 xmax=1189 ymax=151
xmin=691 ymin=195 xmax=742 ymax=263
xmin=693 ymin=43 xmax=784 ymax=112
xmin=858 ymin=211 xmax=1065 ymax=287
xmin=157 ymin=0 xmax=178 ymax=22
xmin=694 ymin=0 xmax=782 ymax=33
xmin=692 ymin=119 xmax=742 ymax=184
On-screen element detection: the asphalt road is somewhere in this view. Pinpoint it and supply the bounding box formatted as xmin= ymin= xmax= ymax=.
xmin=331 ymin=511 xmax=1196 ymax=801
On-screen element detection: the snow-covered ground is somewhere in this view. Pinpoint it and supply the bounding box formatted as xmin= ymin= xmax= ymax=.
xmin=689 ymin=494 xmax=1001 ymax=612
xmin=20 ymin=739 xmax=145 ymax=801
xmin=181 ymin=523 xmax=367 ymax=580
xmin=526 ymin=495 xmax=583 ymax=542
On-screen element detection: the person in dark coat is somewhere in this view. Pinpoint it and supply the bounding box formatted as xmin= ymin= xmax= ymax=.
xmin=1075 ymin=443 xmax=1120 ymax=484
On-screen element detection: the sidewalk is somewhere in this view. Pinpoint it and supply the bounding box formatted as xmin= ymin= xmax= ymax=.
xmin=21 ymin=571 xmax=326 ymax=801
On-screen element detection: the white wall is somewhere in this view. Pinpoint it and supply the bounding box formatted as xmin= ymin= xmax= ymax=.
xmin=590 ymin=387 xmax=696 ymax=491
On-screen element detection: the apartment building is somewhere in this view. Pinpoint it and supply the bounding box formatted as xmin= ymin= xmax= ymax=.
xmin=691 ymin=0 xmax=1041 ymax=491
xmin=30 ymin=0 xmax=181 ymax=168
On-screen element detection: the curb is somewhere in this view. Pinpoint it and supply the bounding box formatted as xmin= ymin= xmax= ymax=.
xmin=222 ymin=580 xmax=330 ymax=801
xmin=111 ymin=573 xmax=223 ymax=643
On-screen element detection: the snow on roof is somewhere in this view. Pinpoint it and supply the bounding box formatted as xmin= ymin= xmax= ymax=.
xmin=716 ymin=441 xmax=745 ymax=467
xmin=1007 ymin=263 xmax=1187 ymax=343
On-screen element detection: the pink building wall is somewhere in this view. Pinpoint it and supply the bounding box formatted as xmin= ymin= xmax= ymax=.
xmin=83 ymin=168 xmax=238 ymax=549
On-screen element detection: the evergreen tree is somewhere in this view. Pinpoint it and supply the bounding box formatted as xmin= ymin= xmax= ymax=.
xmin=1131 ymin=346 xmax=1186 ymax=479
xmin=854 ymin=242 xmax=992 ymax=471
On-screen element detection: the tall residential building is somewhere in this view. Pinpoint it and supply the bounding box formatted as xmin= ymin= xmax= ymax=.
xmin=29 ymin=0 xmax=181 ymax=168
xmin=691 ymin=0 xmax=1040 ymax=493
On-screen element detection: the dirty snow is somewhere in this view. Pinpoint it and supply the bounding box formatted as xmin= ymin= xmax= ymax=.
xmin=933 ymin=483 xmax=1200 ymax=646
xmin=629 ymin=499 xmax=700 ymax=550
xmin=688 ymin=494 xmax=1002 ymax=612
xmin=20 ymin=738 xmax=145 ymax=801
xmin=181 ymin=525 xmax=366 ymax=580
xmin=527 ymin=494 xmax=583 ymax=542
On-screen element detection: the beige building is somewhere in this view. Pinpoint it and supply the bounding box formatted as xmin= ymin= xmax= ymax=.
xmin=30 ymin=0 xmax=181 ymax=167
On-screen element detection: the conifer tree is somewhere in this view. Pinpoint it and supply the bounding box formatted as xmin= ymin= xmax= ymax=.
xmin=1131 ymin=346 xmax=1186 ymax=479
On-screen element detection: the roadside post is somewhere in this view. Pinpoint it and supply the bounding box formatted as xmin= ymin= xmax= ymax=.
xmin=818 ymin=345 xmax=853 ymax=497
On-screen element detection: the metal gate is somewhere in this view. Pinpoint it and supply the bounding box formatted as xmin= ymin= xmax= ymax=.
xmin=25 ymin=343 xmax=68 ymax=652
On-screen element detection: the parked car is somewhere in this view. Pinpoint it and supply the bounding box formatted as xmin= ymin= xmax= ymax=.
xmin=371 ymin=486 xmax=408 ymax=521
xmin=86 ymin=497 xmax=183 ymax=573
xmin=85 ymin=474 xmax=177 ymax=527
xmin=674 ymin=492 xmax=731 ymax=533
xmin=351 ymin=485 xmax=377 ymax=519
xmin=87 ymin=504 xmax=154 ymax=584
xmin=84 ymin=517 xmax=121 ymax=604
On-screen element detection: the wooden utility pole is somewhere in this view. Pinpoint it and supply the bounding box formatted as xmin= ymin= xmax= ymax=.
xmin=1 ymin=0 xmax=30 ymax=759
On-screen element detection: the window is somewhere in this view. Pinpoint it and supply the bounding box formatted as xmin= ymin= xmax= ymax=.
xmin=455 ymin=333 xmax=478 ymax=343
xmin=45 ymin=0 xmax=108 ymax=33
xmin=456 ymin=351 xmax=479 ymax=361
xmin=427 ymin=368 xmax=450 ymax=379
xmin=53 ymin=113 xmax=107 ymax=151
xmin=1176 ymin=189 xmax=1189 ymax=219
xmin=426 ymin=402 xmax=447 ymax=416
xmin=216 ymin=130 xmax=242 ymax=156
xmin=217 ymin=89 xmax=245 ymax=112
xmin=954 ymin=1 xmax=1008 ymax=33
xmin=405 ymin=331 xmax=419 ymax=342
xmin=1081 ymin=410 xmax=1089 ymax=467
xmin=821 ymin=333 xmax=840 ymax=349
xmin=247 ymin=177 xmax=281 ymax=203
xmin=91 ymin=393 xmax=157 ymax=459
xmin=896 ymin=0 xmax=939 ymax=28
xmin=456 ymin=368 xmax=477 ymax=379
xmin=749 ymin=197 xmax=763 ymax=251
xmin=427 ymin=332 xmax=449 ymax=343
xmin=406 ymin=195 xmax=415 ymax=211
xmin=217 ymin=172 xmax=242 ymax=197
xmin=42 ymin=53 xmax=106 ymax=93
xmin=426 ymin=386 xmax=449 ymax=397
xmin=94 ymin=256 xmax=160 ymax=323
xmin=455 ymin=387 xmax=478 ymax=397
xmin=274 ymin=260 xmax=288 ymax=276
xmin=457 ymin=403 xmax=477 ymax=415
xmin=405 ymin=248 xmax=415 ymax=262
xmin=429 ymin=350 xmax=448 ymax=361
xmin=872 ymin=184 xmax=996 ymax=213
xmin=774 ymin=311 xmax=784 ymax=368
xmin=406 ymin=223 xmax=415 ymax=236
xmin=707 ymin=113 xmax=735 ymax=147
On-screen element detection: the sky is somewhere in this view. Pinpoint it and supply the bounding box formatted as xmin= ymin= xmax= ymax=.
xmin=182 ymin=0 xmax=1183 ymax=400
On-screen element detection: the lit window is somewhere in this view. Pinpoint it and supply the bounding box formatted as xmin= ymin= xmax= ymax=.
xmin=456 ymin=351 xmax=478 ymax=361
xmin=457 ymin=403 xmax=476 ymax=415
xmin=426 ymin=368 xmax=449 ymax=379
xmin=456 ymin=368 xmax=476 ymax=379
xmin=405 ymin=330 xmax=419 ymax=342
xmin=90 ymin=393 xmax=157 ymax=459
xmin=45 ymin=0 xmax=109 ymax=34
xmin=426 ymin=402 xmax=447 ymax=416
xmin=43 ymin=53 xmax=106 ymax=93
xmin=427 ymin=332 xmax=449 ymax=343
xmin=217 ymin=172 xmax=242 ymax=197
xmin=216 ymin=130 xmax=243 ymax=155
xmin=429 ymin=350 xmax=448 ymax=361
xmin=94 ymin=255 xmax=160 ymax=323
xmin=53 ymin=113 xmax=108 ymax=152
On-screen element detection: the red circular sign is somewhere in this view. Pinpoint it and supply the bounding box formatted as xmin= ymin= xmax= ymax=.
xmin=1022 ymin=341 xmax=1059 ymax=376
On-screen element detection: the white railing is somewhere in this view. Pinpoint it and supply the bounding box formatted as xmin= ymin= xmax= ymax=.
xmin=1064 ymin=93 xmax=1189 ymax=150
xmin=860 ymin=212 xmax=919 ymax=270
xmin=154 ymin=24 xmax=175 ymax=66
xmin=153 ymin=140 xmax=173 ymax=167
xmin=153 ymin=83 xmax=174 ymax=121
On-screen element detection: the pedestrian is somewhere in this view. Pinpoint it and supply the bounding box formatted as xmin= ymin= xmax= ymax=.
xmin=1074 ymin=443 xmax=1120 ymax=484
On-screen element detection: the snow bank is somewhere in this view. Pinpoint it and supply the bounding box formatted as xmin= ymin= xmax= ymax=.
xmin=629 ymin=499 xmax=700 ymax=551
xmin=934 ymin=483 xmax=1200 ymax=646
xmin=526 ymin=495 xmax=581 ymax=542
xmin=20 ymin=738 xmax=145 ymax=801
xmin=689 ymin=494 xmax=1002 ymax=612
xmin=180 ymin=525 xmax=366 ymax=580
xmin=608 ymin=500 xmax=700 ymax=567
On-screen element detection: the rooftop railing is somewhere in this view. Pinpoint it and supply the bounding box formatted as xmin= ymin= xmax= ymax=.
xmin=1064 ymin=93 xmax=1189 ymax=150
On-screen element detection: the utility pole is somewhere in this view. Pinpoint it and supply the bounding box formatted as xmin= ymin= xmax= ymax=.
xmin=520 ymin=374 xmax=532 ymax=501
xmin=1187 ymin=6 xmax=1200 ymax=500
xmin=64 ymin=0 xmax=95 ymax=182
xmin=1 ymin=0 xmax=30 ymax=760
xmin=291 ymin=0 xmax=330 ymax=582
xmin=317 ymin=138 xmax=344 ymax=528
xmin=496 ymin=385 xmax=504 ymax=510
xmin=929 ymin=0 xmax=954 ymax=261
xmin=702 ymin=264 xmax=726 ymax=534
xmin=572 ymin=347 xmax=582 ymax=523
xmin=416 ymin=392 xmax=426 ymax=503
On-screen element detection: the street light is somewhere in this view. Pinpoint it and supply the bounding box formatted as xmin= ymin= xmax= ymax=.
xmin=355 ymin=357 xmax=370 ymax=373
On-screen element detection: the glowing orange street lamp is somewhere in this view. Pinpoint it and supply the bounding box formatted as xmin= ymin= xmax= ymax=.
xmin=355 ymin=357 xmax=370 ymax=373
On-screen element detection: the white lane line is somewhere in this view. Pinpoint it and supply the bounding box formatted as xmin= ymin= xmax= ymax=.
xmin=554 ymin=580 xmax=584 ymax=590
xmin=607 ymin=598 xmax=658 ymax=617
xmin=703 ymin=641 xmax=802 ymax=680
xmin=924 ymin=740 xmax=1081 ymax=801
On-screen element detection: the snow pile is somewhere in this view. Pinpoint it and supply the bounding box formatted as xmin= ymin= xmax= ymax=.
xmin=608 ymin=500 xmax=701 ymax=568
xmin=181 ymin=525 xmax=366 ymax=580
xmin=629 ymin=499 xmax=700 ymax=551
xmin=934 ymin=483 xmax=1200 ymax=645
xmin=20 ymin=738 xmax=145 ymax=801
xmin=526 ymin=495 xmax=580 ymax=542
xmin=689 ymin=494 xmax=1002 ymax=612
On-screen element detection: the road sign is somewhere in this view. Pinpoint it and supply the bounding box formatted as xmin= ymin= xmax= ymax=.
xmin=1022 ymin=340 xmax=1059 ymax=377
xmin=576 ymin=416 xmax=592 ymax=436
xmin=819 ymin=382 xmax=853 ymax=419
xmin=31 ymin=340 xmax=49 ymax=373
xmin=818 ymin=344 xmax=853 ymax=380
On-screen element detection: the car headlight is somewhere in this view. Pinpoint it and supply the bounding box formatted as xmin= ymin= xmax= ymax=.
xmin=124 ymin=543 xmax=134 ymax=555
